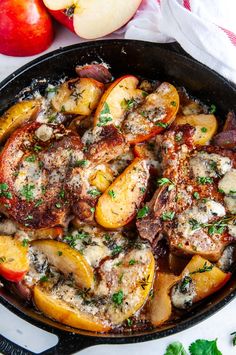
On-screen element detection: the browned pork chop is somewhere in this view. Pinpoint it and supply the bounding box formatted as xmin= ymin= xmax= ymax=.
xmin=0 ymin=122 xmax=83 ymax=229
xmin=137 ymin=125 xmax=236 ymax=261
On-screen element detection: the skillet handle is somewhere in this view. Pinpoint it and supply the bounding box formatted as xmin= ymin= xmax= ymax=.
xmin=0 ymin=331 xmax=100 ymax=355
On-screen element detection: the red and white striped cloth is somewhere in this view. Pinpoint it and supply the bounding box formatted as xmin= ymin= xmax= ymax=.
xmin=118 ymin=0 xmax=236 ymax=83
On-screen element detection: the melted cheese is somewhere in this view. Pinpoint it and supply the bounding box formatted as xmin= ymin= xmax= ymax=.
xmin=35 ymin=124 xmax=53 ymax=142
xmin=218 ymin=169 xmax=236 ymax=194
xmin=190 ymin=152 xmax=231 ymax=178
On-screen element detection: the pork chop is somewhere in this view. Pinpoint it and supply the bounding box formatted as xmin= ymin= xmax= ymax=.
xmin=137 ymin=125 xmax=236 ymax=261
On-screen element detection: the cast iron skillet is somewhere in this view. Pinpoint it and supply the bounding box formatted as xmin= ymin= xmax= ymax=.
xmin=0 ymin=40 xmax=236 ymax=355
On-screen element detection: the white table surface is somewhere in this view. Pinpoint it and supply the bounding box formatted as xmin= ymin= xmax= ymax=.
xmin=0 ymin=25 xmax=236 ymax=355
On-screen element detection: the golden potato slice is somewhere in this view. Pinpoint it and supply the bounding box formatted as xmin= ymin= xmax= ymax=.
xmin=175 ymin=114 xmax=217 ymax=145
xmin=0 ymin=100 xmax=40 ymax=143
xmin=33 ymin=285 xmax=110 ymax=332
xmin=150 ymin=273 xmax=180 ymax=326
xmin=0 ymin=235 xmax=29 ymax=282
xmin=31 ymin=240 xmax=94 ymax=289
xmin=94 ymin=75 xmax=144 ymax=127
xmin=52 ymin=78 xmax=104 ymax=115
xmin=95 ymin=158 xmax=149 ymax=229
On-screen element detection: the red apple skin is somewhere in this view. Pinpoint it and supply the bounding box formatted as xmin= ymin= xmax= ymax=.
xmin=49 ymin=9 xmax=74 ymax=33
xmin=0 ymin=265 xmax=26 ymax=283
xmin=0 ymin=0 xmax=54 ymax=57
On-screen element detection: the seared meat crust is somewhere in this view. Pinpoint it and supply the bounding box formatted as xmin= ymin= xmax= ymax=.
xmin=137 ymin=125 xmax=236 ymax=261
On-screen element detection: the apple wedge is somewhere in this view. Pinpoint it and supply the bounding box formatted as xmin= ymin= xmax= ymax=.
xmin=34 ymin=285 xmax=110 ymax=332
xmin=31 ymin=240 xmax=94 ymax=289
xmin=171 ymin=255 xmax=231 ymax=309
xmin=123 ymin=82 xmax=179 ymax=144
xmin=43 ymin=0 xmax=142 ymax=40
xmin=52 ymin=78 xmax=104 ymax=115
xmin=175 ymin=114 xmax=217 ymax=145
xmin=0 ymin=100 xmax=41 ymax=143
xmin=95 ymin=158 xmax=149 ymax=229
xmin=150 ymin=273 xmax=180 ymax=326
xmin=0 ymin=236 xmax=29 ymax=282
xmin=94 ymin=75 xmax=144 ymax=127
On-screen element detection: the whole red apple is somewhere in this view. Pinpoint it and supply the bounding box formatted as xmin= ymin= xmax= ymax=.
xmin=0 ymin=0 xmax=54 ymax=57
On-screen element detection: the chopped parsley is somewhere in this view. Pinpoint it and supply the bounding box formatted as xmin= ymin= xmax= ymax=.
xmin=201 ymin=127 xmax=208 ymax=133
xmin=129 ymin=259 xmax=137 ymax=265
xmin=57 ymin=251 xmax=63 ymax=256
xmin=112 ymin=245 xmax=123 ymax=256
xmin=218 ymin=188 xmax=225 ymax=194
xmin=0 ymin=183 xmax=12 ymax=199
xmin=112 ymin=290 xmax=124 ymax=305
xmin=209 ymin=104 xmax=216 ymax=114
xmin=40 ymin=275 xmax=48 ymax=282
xmin=197 ymin=176 xmax=213 ymax=185
xmin=25 ymin=215 xmax=33 ymax=220
xmin=97 ymin=102 xmax=112 ymax=126
xmin=175 ymin=132 xmax=183 ymax=142
xmin=22 ymin=239 xmax=29 ymax=247
xmin=140 ymin=187 xmax=146 ymax=193
xmin=46 ymin=86 xmax=57 ymax=93
xmin=179 ymin=275 xmax=192 ymax=293
xmin=137 ymin=205 xmax=149 ymax=219
xmin=0 ymin=256 xmax=6 ymax=263
xmin=108 ymin=189 xmax=116 ymax=199
xmin=193 ymin=191 xmax=200 ymax=200
xmin=33 ymin=144 xmax=42 ymax=152
xmin=25 ymin=154 xmax=36 ymax=163
xmin=189 ymin=218 xmax=201 ymax=230
xmin=155 ymin=121 xmax=168 ymax=128
xmin=121 ymin=98 xmax=137 ymax=110
xmin=55 ymin=203 xmax=61 ymax=209
xmin=87 ymin=188 xmax=101 ymax=197
xmin=162 ymin=211 xmax=175 ymax=221
xmin=127 ymin=318 xmax=133 ymax=327
xmin=157 ymin=177 xmax=175 ymax=191
xmin=170 ymin=101 xmax=177 ymax=107
xmin=58 ymin=190 xmax=65 ymax=199
xmin=90 ymin=207 xmax=95 ymax=213
xmin=75 ymin=159 xmax=88 ymax=167
xmin=20 ymin=184 xmax=35 ymax=201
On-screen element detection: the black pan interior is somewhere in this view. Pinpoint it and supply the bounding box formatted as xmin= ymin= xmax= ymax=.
xmin=0 ymin=40 xmax=235 ymax=354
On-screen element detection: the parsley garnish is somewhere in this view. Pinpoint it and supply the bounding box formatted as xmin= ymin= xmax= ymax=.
xmin=157 ymin=177 xmax=175 ymax=191
xmin=121 ymin=98 xmax=137 ymax=110
xmin=197 ymin=176 xmax=213 ymax=185
xmin=129 ymin=259 xmax=137 ymax=265
xmin=112 ymin=245 xmax=123 ymax=256
xmin=179 ymin=276 xmax=192 ymax=293
xmin=164 ymin=341 xmax=187 ymax=355
xmin=0 ymin=183 xmax=12 ymax=199
xmin=170 ymin=101 xmax=177 ymax=106
xmin=58 ymin=190 xmax=65 ymax=199
xmin=140 ymin=187 xmax=146 ymax=193
xmin=201 ymin=127 xmax=208 ymax=133
xmin=162 ymin=211 xmax=175 ymax=221
xmin=108 ymin=189 xmax=116 ymax=199
xmin=33 ymin=144 xmax=42 ymax=152
xmin=209 ymin=104 xmax=216 ymax=114
xmin=57 ymin=251 xmax=63 ymax=256
xmin=75 ymin=159 xmax=88 ymax=167
xmin=0 ymin=256 xmax=6 ymax=263
xmin=25 ymin=155 xmax=36 ymax=163
xmin=112 ymin=290 xmax=124 ymax=305
xmin=40 ymin=275 xmax=48 ymax=282
xmin=137 ymin=205 xmax=149 ymax=219
xmin=55 ymin=202 xmax=61 ymax=209
xmin=155 ymin=122 xmax=168 ymax=128
xmin=189 ymin=339 xmax=222 ymax=355
xmin=22 ymin=239 xmax=29 ymax=247
xmin=127 ymin=318 xmax=133 ymax=327
xmin=193 ymin=191 xmax=200 ymax=200
xmin=20 ymin=184 xmax=35 ymax=201
xmin=97 ymin=102 xmax=112 ymax=126
xmin=90 ymin=207 xmax=95 ymax=213
xmin=87 ymin=188 xmax=101 ymax=197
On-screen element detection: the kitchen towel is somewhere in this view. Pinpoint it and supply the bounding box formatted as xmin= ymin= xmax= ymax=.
xmin=119 ymin=0 xmax=236 ymax=84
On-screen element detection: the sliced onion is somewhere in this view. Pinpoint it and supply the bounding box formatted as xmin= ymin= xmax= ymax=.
xmin=213 ymin=129 xmax=236 ymax=149
xmin=75 ymin=64 xmax=112 ymax=83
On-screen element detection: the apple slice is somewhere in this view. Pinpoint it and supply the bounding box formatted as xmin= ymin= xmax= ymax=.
xmin=171 ymin=255 xmax=231 ymax=309
xmin=95 ymin=158 xmax=149 ymax=229
xmin=94 ymin=75 xmax=143 ymax=127
xmin=150 ymin=272 xmax=180 ymax=326
xmin=52 ymin=78 xmax=104 ymax=115
xmin=0 ymin=100 xmax=41 ymax=143
xmin=34 ymin=284 xmax=110 ymax=332
xmin=0 ymin=236 xmax=29 ymax=282
xmin=123 ymin=82 xmax=179 ymax=144
xmin=31 ymin=240 xmax=94 ymax=289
